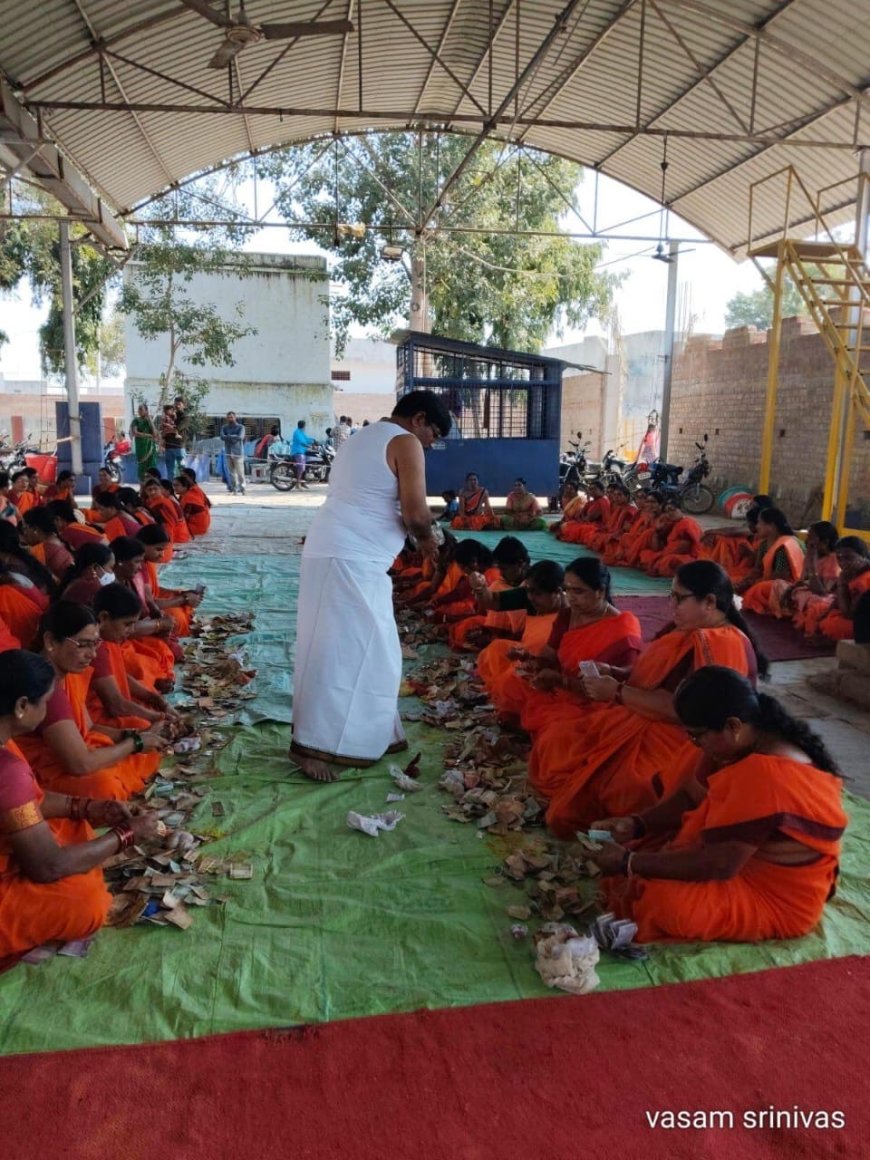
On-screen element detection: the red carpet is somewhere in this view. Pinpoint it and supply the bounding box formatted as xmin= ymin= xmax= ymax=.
xmin=1 ymin=957 xmax=865 ymax=1160
xmin=619 ymin=595 xmax=836 ymax=661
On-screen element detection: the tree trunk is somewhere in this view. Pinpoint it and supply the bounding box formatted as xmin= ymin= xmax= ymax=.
xmin=409 ymin=247 xmax=430 ymax=335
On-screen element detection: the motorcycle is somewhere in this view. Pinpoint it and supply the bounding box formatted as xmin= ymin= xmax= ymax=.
xmin=103 ymin=441 xmax=123 ymax=484
xmin=558 ymin=434 xmax=591 ymax=495
xmin=647 ymin=436 xmax=714 ymax=514
xmin=269 ymin=442 xmax=335 ymax=491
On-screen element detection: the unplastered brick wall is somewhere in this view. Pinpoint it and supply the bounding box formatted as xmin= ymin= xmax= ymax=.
xmin=561 ymin=371 xmax=608 ymax=457
xmin=668 ymin=318 xmax=869 ymax=525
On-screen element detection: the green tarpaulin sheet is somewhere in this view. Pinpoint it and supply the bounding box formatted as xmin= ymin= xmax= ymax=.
xmin=0 ymin=548 xmax=867 ymax=1056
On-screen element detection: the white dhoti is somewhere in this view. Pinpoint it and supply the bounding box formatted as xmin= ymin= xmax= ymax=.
xmin=290 ymin=555 xmax=407 ymax=766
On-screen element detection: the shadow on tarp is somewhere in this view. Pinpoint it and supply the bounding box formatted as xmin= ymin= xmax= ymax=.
xmin=0 ymin=551 xmax=868 ymax=1055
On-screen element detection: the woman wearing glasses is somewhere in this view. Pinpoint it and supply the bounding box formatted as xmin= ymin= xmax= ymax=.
xmin=586 ymin=667 xmax=846 ymax=943
xmin=16 ymin=602 xmax=166 ymax=801
xmin=532 ymin=561 xmax=769 ymax=837
xmin=0 ymin=649 xmax=165 ymax=960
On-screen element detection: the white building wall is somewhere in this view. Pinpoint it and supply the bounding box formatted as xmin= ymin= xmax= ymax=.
xmin=124 ymin=253 xmax=332 ymax=438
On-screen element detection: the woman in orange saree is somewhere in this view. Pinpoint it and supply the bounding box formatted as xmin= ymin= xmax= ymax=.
xmin=588 ymin=667 xmax=846 ymax=943
xmin=89 ymin=490 xmax=142 ymax=542
xmin=0 ymin=577 xmax=43 ymax=650
xmin=768 ymin=520 xmax=840 ymax=621
xmin=15 ymin=603 xmax=167 ymax=800
xmin=448 ymin=536 xmax=530 ymax=650
xmin=21 ymin=508 xmax=74 ymax=584
xmin=8 ymin=471 xmax=37 ymax=518
xmin=808 ymin=537 xmax=870 ymax=641
xmin=491 ymin=558 xmax=643 ymax=728
xmin=699 ymin=494 xmax=773 ymax=578
xmin=430 ymin=540 xmax=498 ymax=624
xmin=110 ymin=536 xmax=180 ymax=689
xmin=136 ymin=524 xmax=202 ymax=637
xmin=451 ymin=473 xmax=498 ymax=531
xmin=142 ymin=478 xmax=191 ymax=544
xmin=588 ymin=485 xmax=637 ymax=555
xmin=477 ymin=561 xmax=567 ymax=714
xmin=175 ymin=475 xmax=211 ymax=537
xmin=0 ymin=651 xmax=159 ymax=958
xmin=536 ymin=561 xmax=766 ymax=837
xmin=618 ymin=492 xmax=667 ymax=569
xmin=87 ymin=583 xmax=175 ymax=732
xmin=549 ymin=483 xmax=586 ymax=536
xmin=558 ymin=480 xmax=610 ymax=546
xmin=638 ymin=500 xmax=702 ymax=576
xmin=739 ymin=508 xmax=805 ymax=614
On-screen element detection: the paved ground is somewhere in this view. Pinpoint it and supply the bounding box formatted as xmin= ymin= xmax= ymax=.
xmin=191 ymin=480 xmax=870 ymax=799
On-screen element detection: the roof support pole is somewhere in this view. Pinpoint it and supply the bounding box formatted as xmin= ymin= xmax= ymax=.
xmin=758 ymin=240 xmax=785 ymax=495
xmin=59 ymin=221 xmax=83 ymax=475
xmin=658 ymin=239 xmax=679 ymax=461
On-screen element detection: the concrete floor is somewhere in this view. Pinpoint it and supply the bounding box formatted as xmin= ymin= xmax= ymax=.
xmin=189 ymin=480 xmax=870 ymax=799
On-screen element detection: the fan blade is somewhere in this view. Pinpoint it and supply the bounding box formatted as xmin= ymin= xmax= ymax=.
xmin=208 ymin=35 xmax=247 ymax=68
xmin=260 ymin=20 xmax=354 ymax=38
xmin=178 ymin=0 xmax=231 ymax=28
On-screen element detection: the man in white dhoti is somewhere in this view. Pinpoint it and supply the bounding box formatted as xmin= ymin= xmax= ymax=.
xmin=290 ymin=390 xmax=452 ymax=781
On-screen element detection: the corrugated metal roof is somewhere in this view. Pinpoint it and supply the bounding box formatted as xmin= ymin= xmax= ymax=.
xmin=0 ymin=0 xmax=867 ymax=253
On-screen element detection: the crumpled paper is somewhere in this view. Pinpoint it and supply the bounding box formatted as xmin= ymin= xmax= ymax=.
xmin=533 ymin=923 xmax=600 ymax=995
xmin=389 ymin=765 xmax=424 ymax=793
xmin=346 ymin=810 xmax=406 ymax=838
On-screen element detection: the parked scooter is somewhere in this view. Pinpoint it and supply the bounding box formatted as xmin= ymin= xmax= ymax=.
xmin=103 ymin=441 xmax=123 ymax=484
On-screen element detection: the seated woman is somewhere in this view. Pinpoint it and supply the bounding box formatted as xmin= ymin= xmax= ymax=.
xmin=136 ymin=524 xmax=203 ymax=637
xmin=548 ymin=482 xmax=585 ymax=536
xmin=739 ymin=507 xmax=805 ymax=614
xmin=0 ymin=472 xmax=20 ymax=526
xmin=87 ymin=583 xmax=176 ymax=730
xmin=89 ymin=490 xmax=142 ymax=541
xmin=477 ymin=561 xmax=567 ymax=713
xmin=601 ymin=491 xmax=654 ymax=566
xmin=15 ymin=603 xmax=167 ymax=800
xmin=396 ymin=533 xmax=458 ymax=607
xmin=178 ymin=467 xmax=212 ymax=514
xmin=21 ymin=508 xmax=74 ymax=584
xmin=45 ymin=500 xmax=107 ymax=552
xmin=534 ymin=560 xmax=767 ymax=835
xmin=8 ymin=470 xmax=37 ymax=518
xmin=110 ymin=536 xmax=181 ymax=686
xmin=588 ymin=484 xmax=637 ymax=555
xmin=0 ymin=648 xmax=164 ymax=960
xmin=174 ymin=474 xmax=211 ymax=537
xmin=801 ymin=536 xmax=870 ymax=642
xmin=558 ymin=479 xmax=610 ymax=545
xmin=429 ymin=539 xmax=498 ymax=623
xmin=0 ymin=521 xmax=56 ymax=602
xmin=61 ymin=543 xmax=115 ymax=607
xmin=637 ymin=499 xmax=702 ymax=576
xmin=769 ymin=520 xmax=840 ymax=622
xmin=501 ymin=478 xmax=546 ymax=532
xmin=141 ymin=478 xmax=190 ymax=544
xmin=42 ymin=469 xmax=77 ymax=506
xmin=588 ymin=667 xmax=846 ymax=943
xmin=484 ymin=558 xmax=643 ymax=728
xmin=448 ymin=536 xmax=530 ymax=650
xmin=699 ymin=494 xmax=773 ymax=579
xmin=451 ymin=473 xmax=498 ymax=531
xmin=617 ymin=491 xmax=666 ymax=569
xmin=117 ymin=486 xmax=157 ymax=528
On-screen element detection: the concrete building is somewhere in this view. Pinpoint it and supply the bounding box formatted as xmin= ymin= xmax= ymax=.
xmin=124 ymin=253 xmax=332 ymax=441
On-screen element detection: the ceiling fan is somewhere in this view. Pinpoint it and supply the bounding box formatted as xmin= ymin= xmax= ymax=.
xmin=179 ymin=0 xmax=354 ymax=69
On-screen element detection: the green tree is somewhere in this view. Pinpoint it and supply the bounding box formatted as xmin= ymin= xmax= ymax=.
xmin=118 ymin=187 xmax=257 ymax=433
xmin=258 ymin=134 xmax=616 ymax=355
xmin=725 ymin=274 xmax=809 ymax=331
xmin=0 ymin=185 xmax=112 ymax=372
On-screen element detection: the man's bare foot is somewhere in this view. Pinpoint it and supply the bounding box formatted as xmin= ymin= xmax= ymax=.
xmin=293 ymin=753 xmax=341 ymax=782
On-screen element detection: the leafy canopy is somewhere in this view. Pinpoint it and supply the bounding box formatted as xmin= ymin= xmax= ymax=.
xmin=725 ymin=273 xmax=809 ymax=331
xmin=258 ymin=133 xmax=616 ymax=355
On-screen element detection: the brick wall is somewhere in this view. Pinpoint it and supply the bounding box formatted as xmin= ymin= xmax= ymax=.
xmin=560 ymin=370 xmax=608 ymax=456
xmin=668 ymin=318 xmax=869 ymax=527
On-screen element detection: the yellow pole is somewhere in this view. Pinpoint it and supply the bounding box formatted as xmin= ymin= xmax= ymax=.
xmin=834 ymin=392 xmax=857 ymax=528
xmin=822 ymin=357 xmax=849 ymax=520
xmin=758 ymin=241 xmax=786 ymax=493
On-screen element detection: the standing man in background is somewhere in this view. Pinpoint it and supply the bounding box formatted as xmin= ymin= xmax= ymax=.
xmin=290 ymin=390 xmax=451 ymax=782
xmin=161 ymin=405 xmax=185 ymax=478
xmin=220 ymin=411 xmax=246 ymax=496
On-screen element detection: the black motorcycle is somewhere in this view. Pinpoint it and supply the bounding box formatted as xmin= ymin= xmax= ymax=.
xmin=647 ymin=436 xmax=714 ymax=514
xmin=270 ymin=442 xmax=335 ymax=490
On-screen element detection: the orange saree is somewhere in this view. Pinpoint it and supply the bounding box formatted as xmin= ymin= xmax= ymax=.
xmin=17 ymin=670 xmax=158 ymax=800
xmin=448 ymin=576 xmax=526 ymax=651
xmin=589 ymin=505 xmax=637 ymax=555
xmin=621 ymin=754 xmax=846 ymax=943
xmin=477 ymin=612 xmax=559 ymax=715
xmin=639 ymin=517 xmax=702 ymax=576
xmin=0 ymin=614 xmax=20 ymax=651
xmin=558 ymin=497 xmax=611 ymax=545
xmin=816 ymin=570 xmax=870 ymax=641
xmin=86 ymin=638 xmax=157 ymax=737
xmin=0 ymin=585 xmax=42 ymax=650
xmin=143 ymin=559 xmax=194 ymax=637
xmin=741 ymin=536 xmax=805 ymax=615
xmin=0 ymin=741 xmax=111 ymax=957
xmin=602 ymin=511 xmax=654 ymax=567
xmin=538 ymin=624 xmax=754 ymax=836
xmin=451 ymin=489 xmax=498 ymax=531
